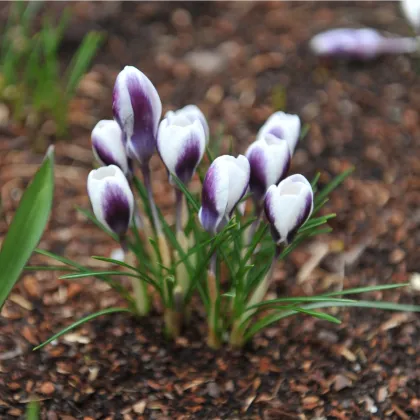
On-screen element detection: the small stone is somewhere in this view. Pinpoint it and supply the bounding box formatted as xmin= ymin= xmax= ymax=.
xmin=23 ymin=276 xmax=40 ymax=298
xmin=207 ymin=382 xmax=220 ymax=398
xmin=389 ymin=248 xmax=406 ymax=264
xmin=133 ymin=400 xmax=146 ymax=414
xmin=205 ymin=85 xmax=224 ymax=104
xmin=40 ymin=382 xmax=55 ymax=395
xmin=410 ymin=273 xmax=420 ymax=291
xmin=333 ymin=374 xmax=352 ymax=391
xmin=377 ymin=386 xmax=388 ymax=403
xmin=171 ymin=8 xmax=192 ymax=28
xmin=185 ymin=50 xmax=227 ymax=76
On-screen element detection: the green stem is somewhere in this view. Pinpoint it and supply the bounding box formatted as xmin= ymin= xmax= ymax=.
xmin=207 ymin=252 xmax=221 ymax=349
xmin=130 ymin=277 xmax=149 ymax=316
xmin=142 ymin=163 xmax=162 ymax=234
xmin=230 ymin=245 xmax=281 ymax=348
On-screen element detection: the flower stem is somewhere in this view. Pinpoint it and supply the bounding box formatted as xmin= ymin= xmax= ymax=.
xmin=142 ymin=163 xmax=162 ymax=234
xmin=175 ymin=188 xmax=184 ymax=234
xmin=247 ymin=201 xmax=263 ymax=246
xmin=123 ymin=239 xmax=150 ymax=316
xmin=230 ymin=245 xmax=282 ymax=347
xmin=207 ymin=252 xmax=221 ymax=349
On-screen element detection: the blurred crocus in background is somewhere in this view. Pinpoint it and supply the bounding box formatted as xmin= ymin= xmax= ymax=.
xmin=91 ymin=119 xmax=129 ymax=175
xmin=257 ymin=111 xmax=301 ymax=155
xmin=87 ymin=165 xmax=134 ymax=241
xmin=264 ymin=174 xmax=314 ymax=245
xmin=401 ymin=0 xmax=420 ymax=34
xmin=309 ymin=28 xmax=418 ymax=60
xmin=165 ymin=105 xmax=210 ymax=145
xmin=199 ymin=155 xmax=250 ymax=234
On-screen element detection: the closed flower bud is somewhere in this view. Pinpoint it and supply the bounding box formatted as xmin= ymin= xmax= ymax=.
xmin=264 ymin=174 xmax=313 ymax=244
xmin=165 ymin=105 xmax=209 ymax=144
xmin=87 ymin=165 xmax=134 ymax=239
xmin=157 ymin=113 xmax=206 ymax=184
xmin=309 ymin=28 xmax=418 ymax=60
xmin=199 ymin=155 xmax=250 ymax=234
xmin=245 ymin=135 xmax=291 ymax=202
xmin=401 ymin=0 xmax=420 ymax=33
xmin=112 ymin=66 xmax=162 ymax=165
xmin=257 ymin=111 xmax=301 ymax=155
xmin=91 ymin=120 xmax=129 ymax=175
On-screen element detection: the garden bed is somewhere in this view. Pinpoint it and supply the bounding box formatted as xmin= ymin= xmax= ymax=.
xmin=1 ymin=2 xmax=420 ymax=418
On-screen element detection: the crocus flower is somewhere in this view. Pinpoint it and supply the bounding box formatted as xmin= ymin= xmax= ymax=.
xmin=112 ymin=66 xmax=162 ymax=165
xmin=157 ymin=113 xmax=206 ymax=184
xmin=245 ymin=135 xmax=291 ymax=203
xmin=401 ymin=0 xmax=420 ymax=33
xmin=91 ymin=120 xmax=129 ymax=175
xmin=309 ymin=28 xmax=418 ymax=60
xmin=165 ymin=105 xmax=209 ymax=144
xmin=257 ymin=111 xmax=301 ymax=155
xmin=199 ymin=155 xmax=250 ymax=233
xmin=87 ymin=165 xmax=134 ymax=239
xmin=264 ymin=174 xmax=313 ymax=244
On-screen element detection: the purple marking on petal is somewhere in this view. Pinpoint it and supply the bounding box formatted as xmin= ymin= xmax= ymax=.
xmin=112 ymin=90 xmax=124 ymax=131
xmin=201 ymin=165 xmax=221 ymax=232
xmin=286 ymin=191 xmax=313 ymax=243
xmin=247 ymin=147 xmax=267 ymax=202
xmin=263 ymin=190 xmax=276 ymax=227
xmin=92 ymin=139 xmax=118 ymax=168
xmin=267 ymin=126 xmax=284 ymax=139
xmin=174 ymin=135 xmax=201 ymax=184
xmin=103 ymin=183 xmax=131 ymax=237
xmin=126 ymin=74 xmax=156 ymax=163
xmin=199 ymin=207 xmax=220 ymax=233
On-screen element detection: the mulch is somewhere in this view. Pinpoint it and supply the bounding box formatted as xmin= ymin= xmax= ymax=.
xmin=1 ymin=2 xmax=420 ymax=418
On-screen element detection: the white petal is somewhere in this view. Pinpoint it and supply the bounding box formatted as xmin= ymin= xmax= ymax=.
xmin=165 ymin=104 xmax=209 ymax=144
xmin=199 ymin=158 xmax=229 ymax=232
xmin=87 ymin=165 xmax=134 ymax=234
xmin=401 ymin=0 xmax=420 ymax=31
xmin=225 ymin=155 xmax=250 ymax=216
xmin=157 ymin=118 xmax=205 ymax=179
xmin=91 ymin=120 xmax=129 ymax=174
xmin=257 ymin=111 xmax=301 ymax=154
xmin=113 ymin=66 xmax=162 ymax=137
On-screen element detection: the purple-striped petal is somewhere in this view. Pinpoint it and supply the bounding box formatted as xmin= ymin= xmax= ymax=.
xmin=246 ymin=136 xmax=291 ymax=202
xmin=87 ymin=165 xmax=134 ymax=239
xmin=264 ymin=174 xmax=313 ymax=244
xmin=113 ymin=66 xmax=162 ymax=165
xmin=157 ymin=117 xmax=206 ymax=184
xmin=91 ymin=120 xmax=129 ymax=175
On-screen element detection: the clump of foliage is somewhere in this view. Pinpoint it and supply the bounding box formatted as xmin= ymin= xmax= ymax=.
xmin=33 ymin=66 xmax=420 ymax=350
xmin=0 ymin=2 xmax=102 ymax=144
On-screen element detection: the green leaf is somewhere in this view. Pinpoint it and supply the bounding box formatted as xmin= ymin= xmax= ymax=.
xmin=171 ymin=175 xmax=200 ymax=212
xmin=293 ymin=307 xmax=341 ymax=324
xmin=245 ymin=296 xmax=356 ymax=312
xmin=65 ymin=32 xmax=103 ymax=97
xmin=315 ymin=167 xmax=354 ymax=206
xmin=0 ymin=147 xmax=54 ymax=310
xmin=26 ymin=400 xmax=40 ymax=420
xmin=323 ymin=283 xmax=410 ymax=297
xmin=33 ymin=307 xmax=132 ymax=350
xmin=243 ymin=297 xmax=420 ymax=341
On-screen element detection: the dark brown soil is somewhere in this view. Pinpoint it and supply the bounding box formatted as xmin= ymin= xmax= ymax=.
xmin=1 ymin=2 xmax=420 ymax=419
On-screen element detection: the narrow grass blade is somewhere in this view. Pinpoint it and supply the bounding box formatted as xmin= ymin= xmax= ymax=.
xmin=33 ymin=307 xmax=132 ymax=350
